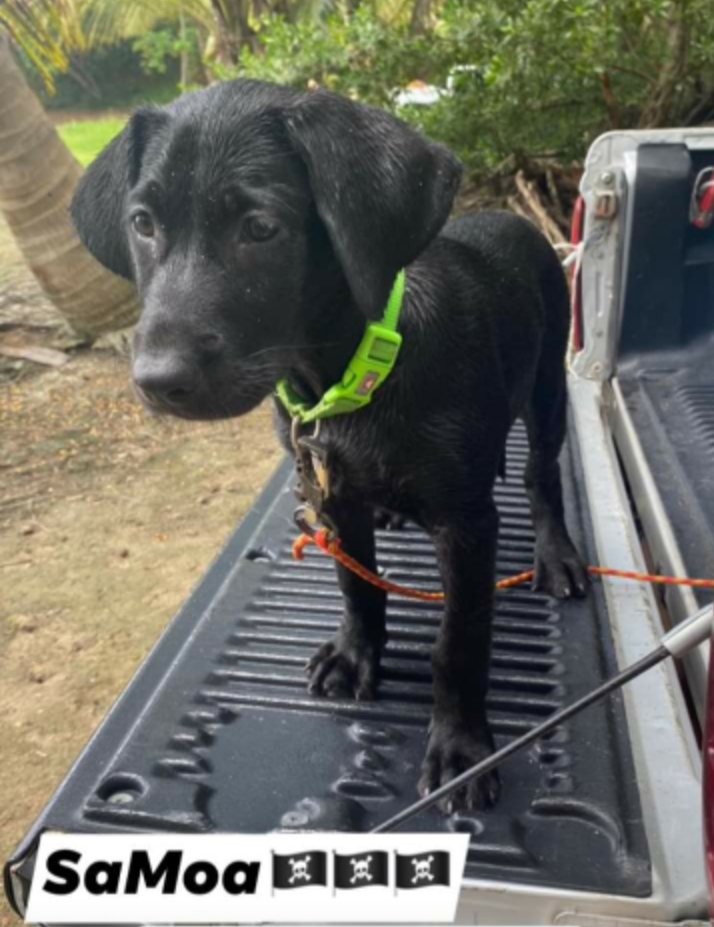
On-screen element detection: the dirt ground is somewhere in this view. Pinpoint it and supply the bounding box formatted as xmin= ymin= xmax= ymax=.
xmin=0 ymin=220 xmax=282 ymax=925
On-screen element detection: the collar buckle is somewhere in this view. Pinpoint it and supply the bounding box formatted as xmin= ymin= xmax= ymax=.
xmin=275 ymin=269 xmax=406 ymax=425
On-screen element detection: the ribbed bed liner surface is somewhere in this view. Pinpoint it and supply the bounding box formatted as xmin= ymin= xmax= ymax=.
xmin=619 ymin=353 xmax=714 ymax=604
xmin=5 ymin=424 xmax=651 ymax=907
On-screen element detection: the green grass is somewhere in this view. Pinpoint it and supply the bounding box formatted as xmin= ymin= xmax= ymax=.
xmin=57 ymin=116 xmax=127 ymax=167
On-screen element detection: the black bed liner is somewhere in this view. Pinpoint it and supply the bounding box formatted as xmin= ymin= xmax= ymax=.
xmin=5 ymin=423 xmax=652 ymax=917
xmin=620 ymin=348 xmax=714 ymax=605
xmin=617 ymin=143 xmax=714 ymax=600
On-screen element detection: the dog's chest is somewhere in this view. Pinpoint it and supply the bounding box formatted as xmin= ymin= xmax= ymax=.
xmin=280 ymin=410 xmax=426 ymax=521
xmin=326 ymin=433 xmax=421 ymax=516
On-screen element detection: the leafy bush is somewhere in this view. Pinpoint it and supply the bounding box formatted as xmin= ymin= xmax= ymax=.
xmin=133 ymin=21 xmax=205 ymax=89
xmin=226 ymin=9 xmax=437 ymax=108
xmin=22 ymin=39 xmax=180 ymax=111
xmin=233 ymin=0 xmax=714 ymax=175
xmin=133 ymin=26 xmax=186 ymax=76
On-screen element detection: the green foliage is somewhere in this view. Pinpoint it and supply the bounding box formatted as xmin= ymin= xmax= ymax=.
xmin=57 ymin=114 xmax=126 ymax=165
xmin=133 ymin=22 xmax=198 ymax=75
xmin=234 ymin=0 xmax=714 ymax=174
xmin=234 ymin=9 xmax=436 ymax=107
xmin=12 ymin=0 xmax=714 ymax=174
xmin=22 ymin=39 xmax=180 ymax=110
xmin=133 ymin=26 xmax=180 ymax=75
xmin=0 ymin=0 xmax=84 ymax=89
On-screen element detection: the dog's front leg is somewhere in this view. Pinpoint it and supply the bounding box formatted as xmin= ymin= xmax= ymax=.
xmin=419 ymin=502 xmax=501 ymax=812
xmin=306 ymin=500 xmax=386 ymax=701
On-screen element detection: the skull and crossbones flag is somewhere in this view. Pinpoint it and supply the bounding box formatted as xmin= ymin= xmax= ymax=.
xmin=334 ymin=850 xmax=389 ymax=889
xmin=272 ymin=851 xmax=328 ymax=889
xmin=395 ymin=850 xmax=450 ymax=889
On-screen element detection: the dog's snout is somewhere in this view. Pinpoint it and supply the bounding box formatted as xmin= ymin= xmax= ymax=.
xmin=133 ymin=355 xmax=197 ymax=406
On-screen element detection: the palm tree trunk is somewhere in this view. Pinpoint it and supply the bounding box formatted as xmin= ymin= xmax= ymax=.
xmin=0 ymin=35 xmax=138 ymax=338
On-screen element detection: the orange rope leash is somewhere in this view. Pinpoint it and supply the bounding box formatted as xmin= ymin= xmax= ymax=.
xmin=292 ymin=529 xmax=714 ymax=601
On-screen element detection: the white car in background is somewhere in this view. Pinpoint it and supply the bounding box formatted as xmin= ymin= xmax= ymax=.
xmin=393 ymin=65 xmax=480 ymax=108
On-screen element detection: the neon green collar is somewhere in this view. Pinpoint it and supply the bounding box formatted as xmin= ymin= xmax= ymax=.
xmin=275 ymin=270 xmax=406 ymax=424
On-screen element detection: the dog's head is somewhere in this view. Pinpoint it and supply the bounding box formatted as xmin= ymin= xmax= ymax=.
xmin=71 ymin=79 xmax=461 ymax=419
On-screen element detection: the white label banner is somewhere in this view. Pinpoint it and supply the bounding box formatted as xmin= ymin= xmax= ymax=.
xmin=26 ymin=832 xmax=468 ymax=924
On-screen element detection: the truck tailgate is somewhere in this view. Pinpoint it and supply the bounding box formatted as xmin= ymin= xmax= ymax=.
xmin=6 ymin=422 xmax=661 ymax=921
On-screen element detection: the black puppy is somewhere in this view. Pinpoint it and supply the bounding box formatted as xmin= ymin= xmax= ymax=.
xmin=71 ymin=79 xmax=587 ymax=812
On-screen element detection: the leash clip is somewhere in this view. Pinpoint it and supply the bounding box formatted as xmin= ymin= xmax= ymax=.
xmin=293 ymin=504 xmax=317 ymax=537
xmin=290 ymin=414 xmax=319 ymax=454
xmin=293 ymin=503 xmax=334 ymax=537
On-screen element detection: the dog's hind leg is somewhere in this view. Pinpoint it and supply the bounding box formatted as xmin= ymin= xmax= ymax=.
xmin=523 ymin=347 xmax=588 ymax=598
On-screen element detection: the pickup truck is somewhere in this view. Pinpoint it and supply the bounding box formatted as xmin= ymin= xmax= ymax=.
xmin=4 ymin=128 xmax=712 ymax=926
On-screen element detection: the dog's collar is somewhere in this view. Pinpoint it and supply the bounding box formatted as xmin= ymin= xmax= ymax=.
xmin=275 ymin=270 xmax=406 ymax=424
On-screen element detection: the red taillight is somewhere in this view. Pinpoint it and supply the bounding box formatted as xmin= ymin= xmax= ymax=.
xmin=569 ymin=195 xmax=585 ymax=353
xmin=690 ymin=167 xmax=714 ymax=229
xmin=703 ymin=618 xmax=714 ymax=918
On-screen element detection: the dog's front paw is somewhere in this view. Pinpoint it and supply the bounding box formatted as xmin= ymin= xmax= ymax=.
xmin=306 ymin=633 xmax=382 ymax=701
xmin=533 ymin=531 xmax=589 ymax=599
xmin=418 ymin=721 xmax=501 ymax=813
xmin=374 ymin=507 xmax=408 ymax=531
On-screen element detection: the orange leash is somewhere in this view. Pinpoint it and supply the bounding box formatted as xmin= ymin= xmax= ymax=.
xmin=292 ymin=529 xmax=714 ymax=601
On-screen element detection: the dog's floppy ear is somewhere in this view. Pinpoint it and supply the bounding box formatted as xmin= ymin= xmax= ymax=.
xmin=284 ymin=92 xmax=462 ymax=319
xmin=70 ymin=107 xmax=169 ymax=281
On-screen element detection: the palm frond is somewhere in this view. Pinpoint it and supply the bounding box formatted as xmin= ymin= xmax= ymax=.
xmin=290 ymin=0 xmax=336 ymax=23
xmin=84 ymin=0 xmax=214 ymax=45
xmin=0 ymin=0 xmax=85 ymax=87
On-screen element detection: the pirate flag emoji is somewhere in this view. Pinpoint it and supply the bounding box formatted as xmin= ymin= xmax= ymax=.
xmin=273 ymin=851 xmax=328 ymax=889
xmin=395 ymin=851 xmax=450 ymax=889
xmin=334 ymin=851 xmax=389 ymax=889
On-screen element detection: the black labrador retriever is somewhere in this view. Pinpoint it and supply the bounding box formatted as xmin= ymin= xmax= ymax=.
xmin=71 ymin=79 xmax=587 ymax=812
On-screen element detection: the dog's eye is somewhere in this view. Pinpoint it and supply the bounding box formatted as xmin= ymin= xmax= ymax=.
xmin=244 ymin=216 xmax=279 ymax=243
xmin=131 ymin=210 xmax=155 ymax=238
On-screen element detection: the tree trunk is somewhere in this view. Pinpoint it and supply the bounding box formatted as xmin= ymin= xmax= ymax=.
xmin=224 ymin=0 xmax=261 ymax=56
xmin=638 ymin=0 xmax=690 ymax=128
xmin=179 ymin=11 xmax=189 ymax=87
xmin=409 ymin=0 xmax=432 ymax=36
xmin=0 ymin=36 xmax=138 ymax=338
xmin=208 ymin=0 xmax=238 ymax=65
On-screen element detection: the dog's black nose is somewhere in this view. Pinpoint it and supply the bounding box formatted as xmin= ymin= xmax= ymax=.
xmin=133 ymin=356 xmax=197 ymax=406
